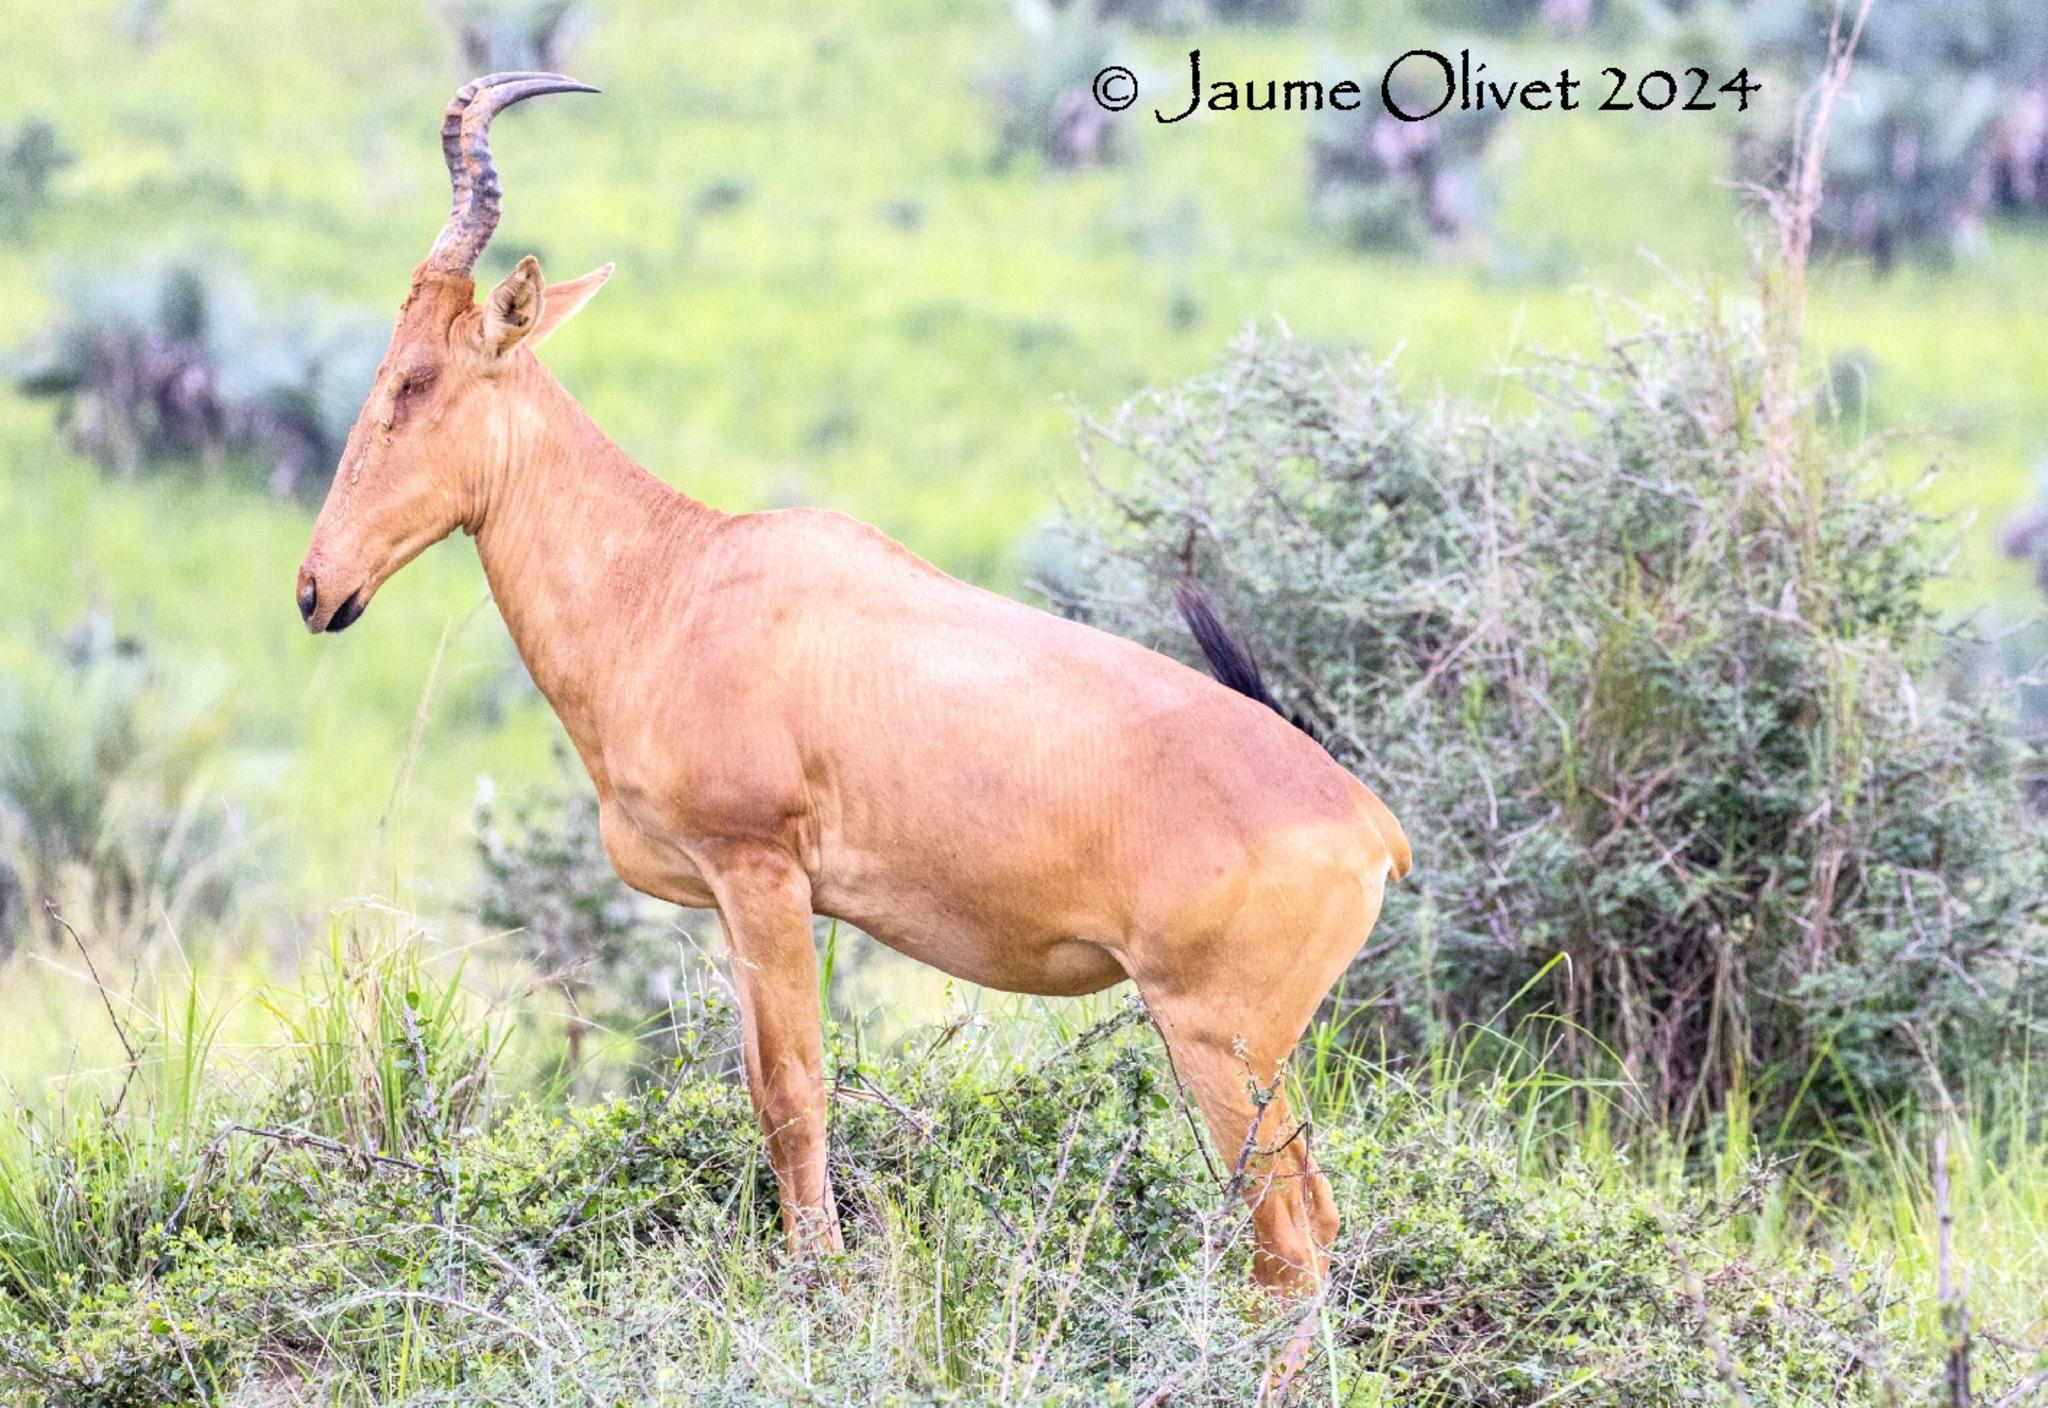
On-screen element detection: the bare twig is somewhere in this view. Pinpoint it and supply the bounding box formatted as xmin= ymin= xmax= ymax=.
xmin=1934 ymin=1115 xmax=1973 ymax=1407
xmin=41 ymin=903 xmax=136 ymax=1064
xmin=42 ymin=904 xmax=142 ymax=1117
xmin=1014 ymin=1126 xmax=1141 ymax=1402
xmin=997 ymin=1107 xmax=1089 ymax=1402
xmin=1758 ymin=0 xmax=1872 ymax=494
xmin=221 ymin=1122 xmax=445 ymax=1177
xmin=1988 ymin=1366 xmax=2048 ymax=1408
xmin=159 ymin=1126 xmax=235 ymax=1250
xmin=1142 ymin=1006 xmax=1224 ymax=1188
xmin=1903 ymin=1023 xmax=1974 ymax=1408
xmin=833 ymin=1066 xmax=937 ymax=1139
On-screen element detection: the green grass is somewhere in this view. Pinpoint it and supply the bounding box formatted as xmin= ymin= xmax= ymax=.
xmin=0 ymin=916 xmax=2041 ymax=1405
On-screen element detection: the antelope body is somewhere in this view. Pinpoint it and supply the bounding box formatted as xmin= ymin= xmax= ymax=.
xmin=298 ymin=74 xmax=1409 ymax=1300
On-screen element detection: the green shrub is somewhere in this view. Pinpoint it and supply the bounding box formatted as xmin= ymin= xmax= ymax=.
xmin=1740 ymin=0 xmax=2048 ymax=267
xmin=1749 ymin=0 xmax=2048 ymax=86
xmin=988 ymin=6 xmax=1131 ymax=171
xmin=0 ymin=994 xmax=1969 ymax=1405
xmin=1057 ymin=319 xmax=2048 ymax=1126
xmin=439 ymin=0 xmax=588 ymax=75
xmin=0 ymin=617 xmax=252 ymax=955
xmin=1735 ymin=67 xmax=2006 ymax=272
xmin=1989 ymin=81 xmax=2048 ymax=216
xmin=11 ymin=260 xmax=382 ymax=498
xmin=1308 ymin=68 xmax=1501 ymax=252
xmin=1087 ymin=0 xmax=1301 ymax=26
xmin=0 ymin=118 xmax=69 ymax=242
xmin=1418 ymin=0 xmax=1606 ymax=35
xmin=1998 ymin=462 xmax=2048 ymax=598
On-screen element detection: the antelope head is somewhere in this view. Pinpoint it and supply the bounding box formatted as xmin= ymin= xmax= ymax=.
xmin=296 ymin=72 xmax=610 ymax=633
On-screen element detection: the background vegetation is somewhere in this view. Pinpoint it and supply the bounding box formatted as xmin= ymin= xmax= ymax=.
xmin=1062 ymin=315 xmax=2047 ymax=1131
xmin=2 ymin=0 xmax=2045 ymax=1401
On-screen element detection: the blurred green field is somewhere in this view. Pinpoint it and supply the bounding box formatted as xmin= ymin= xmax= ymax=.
xmin=1 ymin=0 xmax=2044 ymax=918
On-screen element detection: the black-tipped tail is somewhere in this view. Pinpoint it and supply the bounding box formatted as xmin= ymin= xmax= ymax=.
xmin=1173 ymin=581 xmax=1326 ymax=752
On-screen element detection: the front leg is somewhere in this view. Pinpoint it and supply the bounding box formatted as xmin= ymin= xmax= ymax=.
xmin=698 ymin=843 xmax=842 ymax=1257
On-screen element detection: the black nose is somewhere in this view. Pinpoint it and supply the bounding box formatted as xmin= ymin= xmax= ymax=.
xmin=325 ymin=587 xmax=367 ymax=634
xmin=297 ymin=578 xmax=318 ymax=623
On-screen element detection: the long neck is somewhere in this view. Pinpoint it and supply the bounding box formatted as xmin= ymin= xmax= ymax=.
xmin=472 ymin=358 xmax=715 ymax=761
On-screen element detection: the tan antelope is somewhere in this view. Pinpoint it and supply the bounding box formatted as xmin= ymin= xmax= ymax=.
xmin=297 ymin=72 xmax=1409 ymax=1302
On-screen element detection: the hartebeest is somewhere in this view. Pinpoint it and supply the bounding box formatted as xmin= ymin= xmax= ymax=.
xmin=298 ymin=73 xmax=1409 ymax=1299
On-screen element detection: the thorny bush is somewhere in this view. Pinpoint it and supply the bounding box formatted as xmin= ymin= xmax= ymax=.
xmin=1057 ymin=318 xmax=2048 ymax=1128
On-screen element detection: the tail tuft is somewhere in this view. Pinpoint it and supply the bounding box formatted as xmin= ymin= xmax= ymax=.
xmin=1173 ymin=580 xmax=1326 ymax=752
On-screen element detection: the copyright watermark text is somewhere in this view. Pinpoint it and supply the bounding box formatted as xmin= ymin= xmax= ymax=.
xmin=1104 ymin=49 xmax=1761 ymax=124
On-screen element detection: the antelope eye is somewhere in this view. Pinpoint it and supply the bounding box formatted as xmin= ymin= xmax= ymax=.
xmin=387 ymin=368 xmax=436 ymax=428
xmin=389 ymin=369 xmax=439 ymax=423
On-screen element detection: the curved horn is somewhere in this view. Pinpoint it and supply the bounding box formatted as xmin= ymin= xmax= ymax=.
xmin=426 ymin=71 xmax=599 ymax=277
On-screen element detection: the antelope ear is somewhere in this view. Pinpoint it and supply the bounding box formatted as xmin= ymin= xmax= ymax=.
xmin=530 ymin=263 xmax=613 ymax=347
xmin=481 ymin=254 xmax=546 ymax=358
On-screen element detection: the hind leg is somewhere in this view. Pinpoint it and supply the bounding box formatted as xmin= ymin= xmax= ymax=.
xmin=1304 ymin=1142 xmax=1338 ymax=1252
xmin=1142 ymin=984 xmax=1339 ymax=1404
xmin=1130 ymin=855 xmax=1385 ymax=1292
xmin=1135 ymin=892 xmax=1376 ymax=1403
xmin=1144 ymin=993 xmax=1331 ymax=1290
